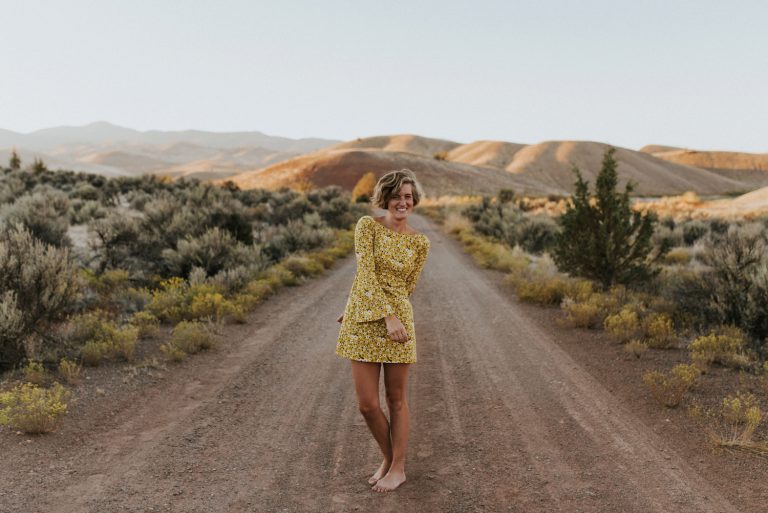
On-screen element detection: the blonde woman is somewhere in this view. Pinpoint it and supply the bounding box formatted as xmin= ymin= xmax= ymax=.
xmin=335 ymin=169 xmax=431 ymax=492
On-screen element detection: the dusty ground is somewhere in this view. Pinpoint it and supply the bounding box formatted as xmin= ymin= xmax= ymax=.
xmin=1 ymin=213 xmax=766 ymax=513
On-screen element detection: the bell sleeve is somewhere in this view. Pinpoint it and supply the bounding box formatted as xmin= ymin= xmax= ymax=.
xmin=351 ymin=216 xmax=396 ymax=323
xmin=405 ymin=239 xmax=430 ymax=298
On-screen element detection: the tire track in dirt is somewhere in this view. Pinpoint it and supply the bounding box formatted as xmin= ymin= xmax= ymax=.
xmin=7 ymin=212 xmax=740 ymax=513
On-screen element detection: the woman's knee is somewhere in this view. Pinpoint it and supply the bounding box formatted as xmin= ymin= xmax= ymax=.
xmin=358 ymin=400 xmax=381 ymax=418
xmin=385 ymin=393 xmax=407 ymax=411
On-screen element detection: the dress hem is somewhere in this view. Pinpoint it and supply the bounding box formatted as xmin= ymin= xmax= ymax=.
xmin=335 ymin=353 xmax=416 ymax=364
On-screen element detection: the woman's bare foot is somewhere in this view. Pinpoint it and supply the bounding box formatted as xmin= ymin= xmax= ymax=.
xmin=371 ymin=469 xmax=406 ymax=492
xmin=368 ymin=459 xmax=390 ymax=484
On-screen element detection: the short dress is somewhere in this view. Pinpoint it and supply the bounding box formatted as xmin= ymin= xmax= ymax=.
xmin=335 ymin=215 xmax=431 ymax=363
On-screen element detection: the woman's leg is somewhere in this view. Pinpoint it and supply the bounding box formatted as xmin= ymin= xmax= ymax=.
xmin=372 ymin=362 xmax=410 ymax=492
xmin=350 ymin=360 xmax=392 ymax=484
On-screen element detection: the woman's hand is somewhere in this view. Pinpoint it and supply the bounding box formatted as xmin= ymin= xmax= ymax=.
xmin=385 ymin=315 xmax=409 ymax=344
xmin=336 ymin=313 xmax=344 ymax=323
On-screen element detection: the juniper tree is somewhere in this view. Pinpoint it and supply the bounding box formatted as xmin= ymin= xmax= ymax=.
xmin=9 ymin=148 xmax=20 ymax=170
xmin=553 ymin=147 xmax=666 ymax=288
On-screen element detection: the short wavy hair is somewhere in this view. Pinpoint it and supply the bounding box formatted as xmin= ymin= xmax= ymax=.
xmin=370 ymin=169 xmax=424 ymax=209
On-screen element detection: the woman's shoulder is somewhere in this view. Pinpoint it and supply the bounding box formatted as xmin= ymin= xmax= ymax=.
xmin=358 ymin=214 xmax=428 ymax=240
xmin=356 ymin=215 xmax=375 ymax=229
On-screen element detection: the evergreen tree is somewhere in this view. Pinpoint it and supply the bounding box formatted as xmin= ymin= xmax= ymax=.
xmin=9 ymin=148 xmax=21 ymax=170
xmin=553 ymin=147 xmax=666 ymax=288
xmin=32 ymin=157 xmax=47 ymax=173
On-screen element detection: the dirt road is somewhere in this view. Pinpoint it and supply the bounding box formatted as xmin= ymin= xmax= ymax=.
xmin=1 ymin=213 xmax=741 ymax=512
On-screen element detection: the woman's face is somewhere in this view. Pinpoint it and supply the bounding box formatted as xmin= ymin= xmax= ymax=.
xmin=387 ymin=183 xmax=414 ymax=220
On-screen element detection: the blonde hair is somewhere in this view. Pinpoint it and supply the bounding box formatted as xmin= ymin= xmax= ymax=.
xmin=370 ymin=169 xmax=424 ymax=208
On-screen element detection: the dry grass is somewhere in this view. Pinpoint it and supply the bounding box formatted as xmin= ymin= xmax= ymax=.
xmin=661 ymin=247 xmax=693 ymax=265
xmin=282 ymin=255 xmax=325 ymax=277
xmin=706 ymin=392 xmax=768 ymax=454
xmin=443 ymin=212 xmax=473 ymax=235
xmin=57 ymin=358 xmax=83 ymax=386
xmin=22 ymin=361 xmax=50 ymax=386
xmin=624 ymin=339 xmax=648 ymax=359
xmin=420 ymin=195 xmax=481 ymax=208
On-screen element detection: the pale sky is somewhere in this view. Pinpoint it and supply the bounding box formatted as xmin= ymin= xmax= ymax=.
xmin=2 ymin=0 xmax=767 ymax=152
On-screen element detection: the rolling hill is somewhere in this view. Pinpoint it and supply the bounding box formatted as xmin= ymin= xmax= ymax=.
xmin=0 ymin=122 xmax=339 ymax=178
xmin=230 ymin=136 xmax=757 ymax=197
xmin=641 ymin=146 xmax=768 ymax=190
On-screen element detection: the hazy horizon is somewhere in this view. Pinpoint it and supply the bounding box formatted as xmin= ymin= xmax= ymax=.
xmin=3 ymin=0 xmax=767 ymax=153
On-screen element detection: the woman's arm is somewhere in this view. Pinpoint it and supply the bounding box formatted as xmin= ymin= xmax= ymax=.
xmin=350 ymin=216 xmax=396 ymax=323
xmin=405 ymin=240 xmax=430 ymax=297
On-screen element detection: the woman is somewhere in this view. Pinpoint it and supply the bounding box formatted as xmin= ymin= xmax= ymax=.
xmin=335 ymin=169 xmax=430 ymax=493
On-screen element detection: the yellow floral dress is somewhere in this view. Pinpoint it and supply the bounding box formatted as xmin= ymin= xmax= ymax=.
xmin=335 ymin=215 xmax=430 ymax=363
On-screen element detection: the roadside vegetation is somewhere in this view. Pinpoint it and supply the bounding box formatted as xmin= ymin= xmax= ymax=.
xmin=421 ymin=147 xmax=768 ymax=455
xmin=0 ymin=151 xmax=365 ymax=433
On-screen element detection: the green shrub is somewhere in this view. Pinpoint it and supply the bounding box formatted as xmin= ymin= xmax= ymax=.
xmin=165 ymin=321 xmax=216 ymax=357
xmin=699 ymin=226 xmax=768 ymax=346
xmin=516 ymin=216 xmax=558 ymax=255
xmin=0 ymin=191 xmax=71 ymax=246
xmin=553 ymin=148 xmax=664 ymax=288
xmin=81 ymin=340 xmax=110 ymax=366
xmin=71 ymin=313 xmax=138 ymax=365
xmin=68 ymin=310 xmax=116 ymax=345
xmin=162 ymin=227 xmax=252 ymax=278
xmin=0 ymin=224 xmax=79 ymax=367
xmin=111 ymin=326 xmax=138 ymax=361
xmin=682 ymin=221 xmax=708 ymax=245
xmin=462 ymin=197 xmax=522 ymax=247
xmin=88 ymin=212 xmax=141 ymax=273
xmin=208 ymin=266 xmax=255 ymax=295
xmin=260 ymin=215 xmax=335 ymax=262
xmin=69 ymin=199 xmax=107 ymax=224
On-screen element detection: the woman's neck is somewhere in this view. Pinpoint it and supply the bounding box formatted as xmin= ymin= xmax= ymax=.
xmin=383 ymin=213 xmax=408 ymax=232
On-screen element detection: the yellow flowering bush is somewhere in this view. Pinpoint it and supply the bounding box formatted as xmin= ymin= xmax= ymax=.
xmin=643 ymin=363 xmax=700 ymax=408
xmin=689 ymin=326 xmax=750 ymax=368
xmin=0 ymin=382 xmax=71 ymax=433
